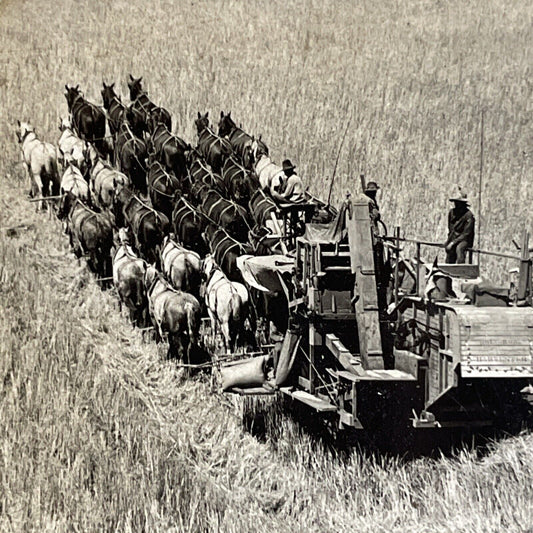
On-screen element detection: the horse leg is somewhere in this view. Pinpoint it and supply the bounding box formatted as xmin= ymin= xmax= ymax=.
xmin=221 ymin=321 xmax=231 ymax=354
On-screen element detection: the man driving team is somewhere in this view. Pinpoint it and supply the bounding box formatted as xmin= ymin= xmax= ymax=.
xmin=444 ymin=188 xmax=475 ymax=264
xmin=271 ymin=159 xmax=305 ymax=204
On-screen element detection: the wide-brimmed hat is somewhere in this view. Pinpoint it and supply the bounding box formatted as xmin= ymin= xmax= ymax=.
xmin=449 ymin=186 xmax=469 ymax=203
xmin=365 ymin=181 xmax=380 ymax=192
xmin=282 ymin=159 xmax=296 ymax=172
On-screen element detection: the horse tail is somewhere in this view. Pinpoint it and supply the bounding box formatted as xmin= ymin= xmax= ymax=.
xmin=228 ymin=292 xmax=243 ymax=350
xmin=43 ymin=156 xmax=60 ymax=196
xmin=185 ymin=301 xmax=199 ymax=364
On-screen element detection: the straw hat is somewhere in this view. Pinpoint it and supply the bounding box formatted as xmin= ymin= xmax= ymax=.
xmin=449 ymin=186 xmax=469 ymax=204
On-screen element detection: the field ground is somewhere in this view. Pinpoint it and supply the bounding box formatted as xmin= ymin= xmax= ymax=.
xmin=1 ymin=0 xmax=533 ymax=531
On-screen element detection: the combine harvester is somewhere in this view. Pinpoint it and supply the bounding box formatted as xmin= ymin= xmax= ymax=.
xmin=219 ymin=191 xmax=533 ymax=435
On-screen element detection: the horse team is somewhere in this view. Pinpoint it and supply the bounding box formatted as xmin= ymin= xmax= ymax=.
xmin=16 ymin=75 xmax=307 ymax=362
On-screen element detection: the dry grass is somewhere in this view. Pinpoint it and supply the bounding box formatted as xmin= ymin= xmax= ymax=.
xmin=1 ymin=0 xmax=533 ymax=531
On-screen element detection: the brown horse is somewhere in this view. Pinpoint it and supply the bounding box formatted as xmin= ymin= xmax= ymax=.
xmin=64 ymin=85 xmax=108 ymax=157
xmin=186 ymin=150 xmax=225 ymax=203
xmin=113 ymin=185 xmax=170 ymax=265
xmin=171 ymin=197 xmax=207 ymax=255
xmin=194 ymin=112 xmax=233 ymax=174
xmin=115 ymin=122 xmax=148 ymax=193
xmin=144 ymin=265 xmax=201 ymax=361
xmin=58 ymin=191 xmax=113 ymax=282
xmin=218 ymin=111 xmax=268 ymax=170
xmin=101 ymin=82 xmax=126 ymax=136
xmin=200 ymin=189 xmax=251 ymax=243
xmin=127 ymin=75 xmax=171 ymax=137
xmin=147 ymin=121 xmax=189 ymax=181
xmin=221 ymin=155 xmax=260 ymax=208
xmin=202 ymin=223 xmax=253 ymax=283
xmin=147 ymin=160 xmax=181 ymax=219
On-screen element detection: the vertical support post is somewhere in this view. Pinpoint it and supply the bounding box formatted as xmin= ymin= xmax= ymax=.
xmin=308 ymin=322 xmax=322 ymax=394
xmin=394 ymin=226 xmax=400 ymax=309
xmin=415 ymin=242 xmax=421 ymax=296
xmin=517 ymin=231 xmax=532 ymax=305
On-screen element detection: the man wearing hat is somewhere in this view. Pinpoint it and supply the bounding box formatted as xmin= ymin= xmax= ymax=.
xmin=364 ymin=181 xmax=381 ymax=225
xmin=444 ymin=187 xmax=475 ymax=263
xmin=272 ymin=159 xmax=305 ymax=203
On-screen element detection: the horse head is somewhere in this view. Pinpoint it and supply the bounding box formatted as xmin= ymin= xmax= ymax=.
xmin=58 ymin=116 xmax=72 ymax=132
xmin=16 ymin=120 xmax=35 ymax=143
xmin=101 ymin=81 xmax=118 ymax=109
xmin=218 ymin=110 xmax=235 ymax=137
xmin=250 ymin=136 xmax=269 ymax=162
xmin=117 ymin=226 xmax=132 ymax=246
xmin=201 ymin=253 xmax=217 ymax=279
xmin=64 ymin=84 xmax=81 ymax=110
xmin=195 ymin=111 xmax=210 ymax=135
xmin=239 ymin=143 xmax=253 ymax=170
xmin=127 ymin=74 xmax=143 ymax=101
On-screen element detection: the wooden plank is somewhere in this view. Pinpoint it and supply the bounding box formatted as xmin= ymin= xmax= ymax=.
xmin=325 ymin=333 xmax=365 ymax=376
xmin=229 ymin=386 xmax=276 ymax=396
xmin=291 ymin=390 xmax=338 ymax=412
xmin=437 ymin=263 xmax=480 ymax=278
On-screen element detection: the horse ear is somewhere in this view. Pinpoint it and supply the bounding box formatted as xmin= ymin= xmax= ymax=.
xmin=228 ymin=111 xmax=231 ymax=117
xmin=129 ymin=74 xmax=134 ymax=81
xmin=17 ymin=119 xmax=20 ymax=127
xmin=75 ymin=84 xmax=79 ymax=90
xmin=205 ymin=112 xmax=209 ymax=119
xmin=111 ymin=82 xmax=115 ymax=89
xmin=138 ymin=77 xmax=143 ymax=83
xmin=197 ymin=111 xmax=201 ymax=119
xmin=220 ymin=110 xmax=224 ymax=118
xmin=64 ymin=84 xmax=69 ymax=92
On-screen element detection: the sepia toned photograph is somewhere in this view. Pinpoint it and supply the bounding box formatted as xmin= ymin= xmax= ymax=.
xmin=1 ymin=0 xmax=532 ymax=531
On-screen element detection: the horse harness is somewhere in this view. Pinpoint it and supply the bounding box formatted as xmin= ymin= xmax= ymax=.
xmin=69 ymin=199 xmax=107 ymax=255
xmin=208 ymin=228 xmax=248 ymax=270
xmin=199 ymin=127 xmax=231 ymax=158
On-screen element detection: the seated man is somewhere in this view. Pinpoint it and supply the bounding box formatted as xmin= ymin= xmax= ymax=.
xmin=445 ymin=188 xmax=475 ymax=263
xmin=271 ymin=159 xmax=305 ymax=204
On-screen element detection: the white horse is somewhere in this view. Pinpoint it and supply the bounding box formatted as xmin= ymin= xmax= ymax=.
xmin=144 ymin=265 xmax=202 ymax=361
xmin=57 ymin=116 xmax=87 ymax=170
xmin=203 ymin=254 xmax=249 ymax=352
xmin=160 ymin=235 xmax=202 ymax=296
xmin=113 ymin=228 xmax=148 ymax=326
xmin=60 ymin=162 xmax=90 ymax=202
xmin=90 ymin=159 xmax=130 ymax=209
xmin=16 ymin=121 xmax=60 ymax=207
xmin=255 ymin=153 xmax=284 ymax=195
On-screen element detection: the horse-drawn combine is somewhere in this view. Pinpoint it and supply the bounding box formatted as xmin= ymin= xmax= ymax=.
xmin=222 ymin=195 xmax=533 ymax=432
xmin=17 ymin=77 xmax=533 ymax=439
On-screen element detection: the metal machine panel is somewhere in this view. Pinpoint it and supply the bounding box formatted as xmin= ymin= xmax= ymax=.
xmin=445 ymin=305 xmax=533 ymax=378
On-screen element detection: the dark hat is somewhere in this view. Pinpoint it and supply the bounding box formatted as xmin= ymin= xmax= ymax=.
xmin=365 ymin=181 xmax=380 ymax=192
xmin=282 ymin=159 xmax=296 ymax=172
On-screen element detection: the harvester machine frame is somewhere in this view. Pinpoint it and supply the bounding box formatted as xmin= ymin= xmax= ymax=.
xmin=224 ymin=195 xmax=533 ymax=432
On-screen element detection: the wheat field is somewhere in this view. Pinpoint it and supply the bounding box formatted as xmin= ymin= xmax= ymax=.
xmin=1 ymin=0 xmax=533 ymax=531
